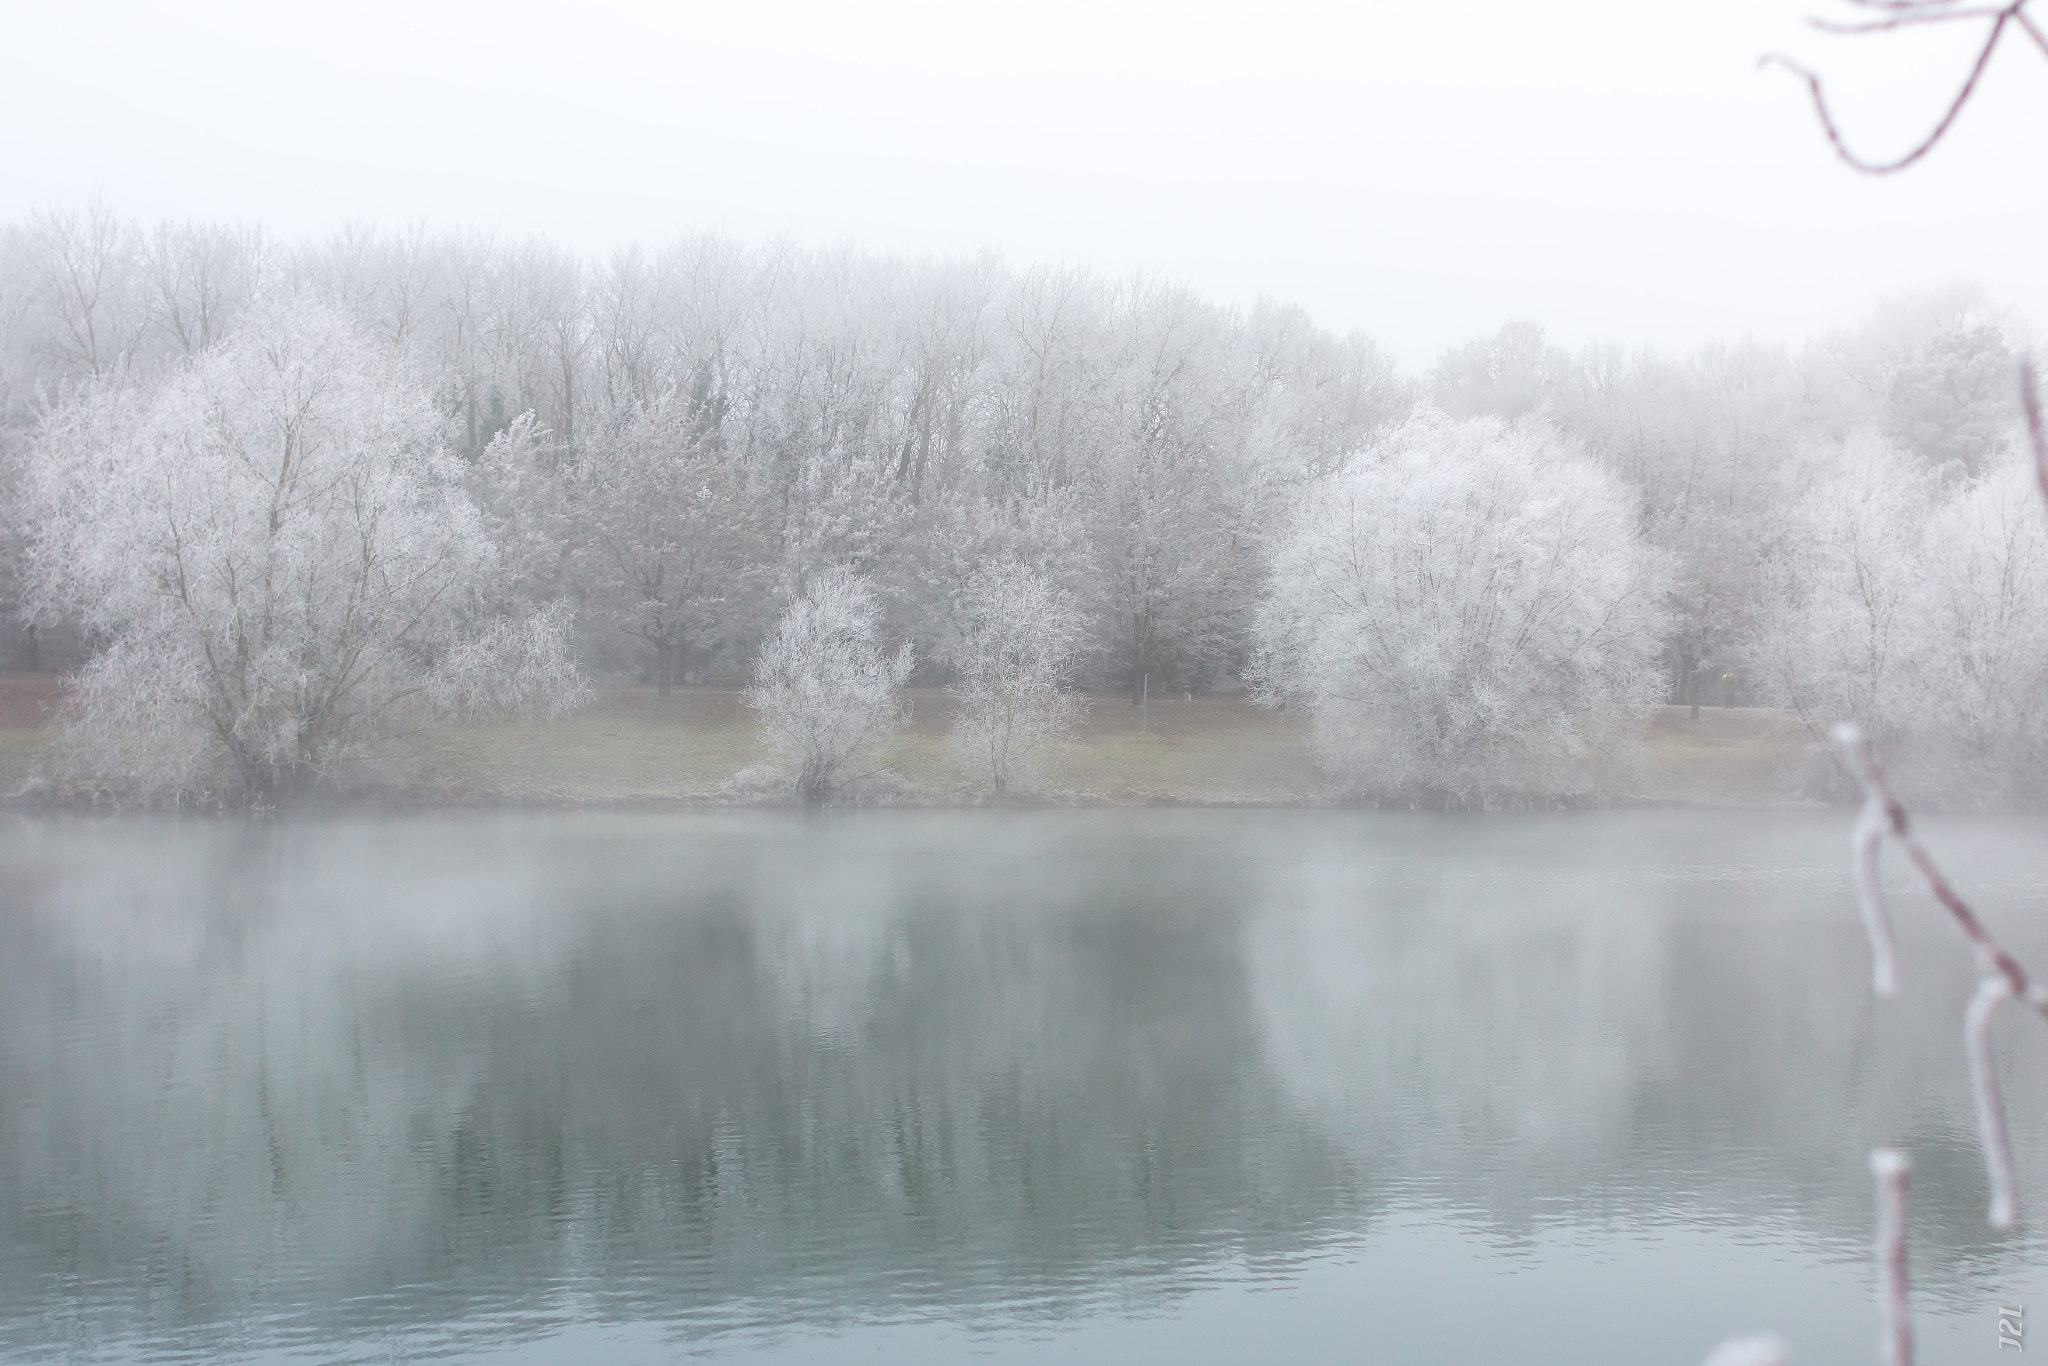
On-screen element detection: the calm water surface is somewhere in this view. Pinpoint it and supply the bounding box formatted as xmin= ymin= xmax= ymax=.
xmin=4 ymin=809 xmax=2048 ymax=1365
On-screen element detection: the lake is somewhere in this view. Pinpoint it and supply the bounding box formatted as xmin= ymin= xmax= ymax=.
xmin=3 ymin=809 xmax=2046 ymax=1365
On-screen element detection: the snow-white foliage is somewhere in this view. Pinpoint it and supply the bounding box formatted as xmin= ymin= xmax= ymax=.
xmin=23 ymin=297 xmax=584 ymax=801
xmin=1751 ymin=432 xmax=2048 ymax=803
xmin=1253 ymin=413 xmax=1668 ymax=806
xmin=746 ymin=568 xmax=913 ymax=805
xmin=944 ymin=559 xmax=1086 ymax=792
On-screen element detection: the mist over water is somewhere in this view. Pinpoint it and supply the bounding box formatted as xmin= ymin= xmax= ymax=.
xmin=3 ymin=810 xmax=2047 ymax=1364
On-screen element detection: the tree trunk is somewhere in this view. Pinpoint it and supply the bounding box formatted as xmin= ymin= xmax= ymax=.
xmin=655 ymin=639 xmax=675 ymax=697
xmin=24 ymin=624 xmax=37 ymax=674
xmin=561 ymin=354 xmax=574 ymax=451
xmin=1129 ymin=612 xmax=1149 ymax=704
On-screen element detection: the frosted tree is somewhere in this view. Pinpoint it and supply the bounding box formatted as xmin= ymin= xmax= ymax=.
xmin=1253 ymin=413 xmax=1668 ymax=806
xmin=14 ymin=201 xmax=144 ymax=382
xmin=746 ymin=568 xmax=913 ymax=806
xmin=1751 ymin=433 xmax=1937 ymax=764
xmin=22 ymin=298 xmax=585 ymax=803
xmin=1553 ymin=339 xmax=1809 ymax=712
xmin=140 ymin=219 xmax=267 ymax=360
xmin=1087 ymin=281 xmax=1244 ymax=699
xmin=1750 ymin=432 xmax=2048 ymax=803
xmin=576 ymin=399 xmax=770 ymax=692
xmin=1913 ymin=458 xmax=2048 ymax=787
xmin=944 ymin=559 xmax=1086 ymax=793
xmin=1810 ymin=286 xmax=2023 ymax=475
xmin=1429 ymin=321 xmax=1569 ymax=423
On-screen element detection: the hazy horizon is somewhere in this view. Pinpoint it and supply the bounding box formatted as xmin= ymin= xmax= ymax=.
xmin=8 ymin=0 xmax=2047 ymax=368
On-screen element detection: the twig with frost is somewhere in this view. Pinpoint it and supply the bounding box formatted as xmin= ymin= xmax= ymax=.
xmin=1851 ymin=796 xmax=1899 ymax=996
xmin=1871 ymin=1149 xmax=1913 ymax=1366
xmin=1835 ymin=723 xmax=2048 ymax=1020
xmin=1967 ymin=977 xmax=2019 ymax=1228
xmin=1705 ymin=377 xmax=2044 ymax=1357
xmin=1834 ymin=721 xmax=2035 ymax=1229
xmin=1702 ymin=1149 xmax=1920 ymax=1366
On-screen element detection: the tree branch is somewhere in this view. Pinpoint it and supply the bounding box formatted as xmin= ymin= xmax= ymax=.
xmin=1764 ymin=0 xmax=2037 ymax=173
xmin=1871 ymin=1149 xmax=1914 ymax=1366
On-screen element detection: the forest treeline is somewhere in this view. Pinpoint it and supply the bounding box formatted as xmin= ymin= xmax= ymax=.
xmin=0 ymin=204 xmax=2040 ymax=803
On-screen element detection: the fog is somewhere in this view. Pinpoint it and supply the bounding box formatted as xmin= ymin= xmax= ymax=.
xmin=6 ymin=2 xmax=2047 ymax=365
xmin=5 ymin=6 xmax=2048 ymax=1362
xmin=5 ymin=811 xmax=2047 ymax=1363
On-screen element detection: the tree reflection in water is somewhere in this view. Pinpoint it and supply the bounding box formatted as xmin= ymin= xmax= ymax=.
xmin=1 ymin=810 xmax=2045 ymax=1364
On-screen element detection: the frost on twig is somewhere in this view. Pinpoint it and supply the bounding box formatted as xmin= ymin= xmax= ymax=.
xmin=1847 ymin=774 xmax=1900 ymax=996
xmin=1832 ymin=722 xmax=2048 ymax=1019
xmin=1871 ymin=1149 xmax=1913 ymax=1366
xmin=1800 ymin=360 xmax=2048 ymax=1363
xmin=1832 ymin=719 xmax=2038 ymax=1225
xmin=1966 ymin=975 xmax=2019 ymax=1228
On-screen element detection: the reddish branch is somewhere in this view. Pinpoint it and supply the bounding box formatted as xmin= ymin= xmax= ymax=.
xmin=1744 ymin=18 xmax=2048 ymax=1355
xmin=1765 ymin=0 xmax=2047 ymax=173
xmin=1836 ymin=724 xmax=2048 ymax=1021
xmin=1871 ymin=1150 xmax=1914 ymax=1366
xmin=1834 ymin=723 xmax=2034 ymax=1232
xmin=1966 ymin=977 xmax=2019 ymax=1228
xmin=1813 ymin=356 xmax=2048 ymax=1362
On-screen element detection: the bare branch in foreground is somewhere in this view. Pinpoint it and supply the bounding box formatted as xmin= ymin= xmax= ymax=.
xmin=1872 ymin=1149 xmax=1914 ymax=1366
xmin=1833 ymin=720 xmax=2042 ymax=1239
xmin=1852 ymin=796 xmax=1900 ymax=995
xmin=1764 ymin=0 xmax=2039 ymax=174
xmin=1832 ymin=723 xmax=2048 ymax=1018
xmin=1966 ymin=976 xmax=2019 ymax=1228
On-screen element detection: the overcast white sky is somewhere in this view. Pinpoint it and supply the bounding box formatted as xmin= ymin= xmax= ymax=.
xmin=4 ymin=0 xmax=2045 ymax=368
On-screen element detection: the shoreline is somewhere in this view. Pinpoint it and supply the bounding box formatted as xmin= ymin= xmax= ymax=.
xmin=0 ymin=676 xmax=1818 ymax=813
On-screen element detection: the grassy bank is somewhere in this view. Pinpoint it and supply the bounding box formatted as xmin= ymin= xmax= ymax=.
xmin=0 ymin=672 xmax=1814 ymax=807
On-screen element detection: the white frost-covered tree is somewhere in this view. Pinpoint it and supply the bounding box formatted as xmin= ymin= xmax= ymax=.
xmin=23 ymin=297 xmax=584 ymax=802
xmin=1253 ymin=413 xmax=1667 ymax=806
xmin=746 ymin=567 xmax=912 ymax=805
xmin=1751 ymin=432 xmax=2048 ymax=803
xmin=945 ymin=559 xmax=1085 ymax=793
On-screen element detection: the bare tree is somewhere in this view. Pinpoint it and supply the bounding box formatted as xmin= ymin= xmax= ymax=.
xmin=17 ymin=200 xmax=142 ymax=381
xmin=140 ymin=219 xmax=267 ymax=359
